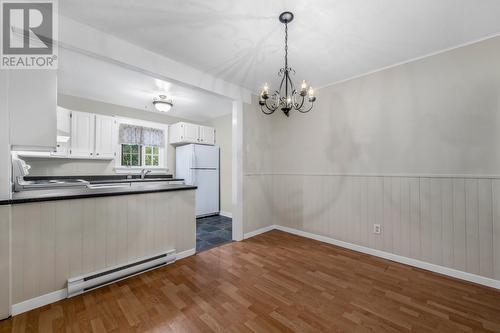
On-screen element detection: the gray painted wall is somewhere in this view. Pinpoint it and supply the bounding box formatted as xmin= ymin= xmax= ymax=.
xmin=243 ymin=36 xmax=500 ymax=281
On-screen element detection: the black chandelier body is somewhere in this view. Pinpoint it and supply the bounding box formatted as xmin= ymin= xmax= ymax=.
xmin=259 ymin=12 xmax=316 ymax=117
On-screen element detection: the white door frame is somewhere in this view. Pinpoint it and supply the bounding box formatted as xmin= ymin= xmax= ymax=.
xmin=231 ymin=100 xmax=244 ymax=241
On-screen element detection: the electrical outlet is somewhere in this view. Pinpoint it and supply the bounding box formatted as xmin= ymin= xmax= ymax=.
xmin=373 ymin=224 xmax=381 ymax=234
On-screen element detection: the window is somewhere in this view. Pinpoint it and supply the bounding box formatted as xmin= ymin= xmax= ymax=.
xmin=121 ymin=144 xmax=141 ymax=166
xmin=115 ymin=118 xmax=167 ymax=171
xmin=145 ymin=146 xmax=159 ymax=166
xmin=120 ymin=144 xmax=162 ymax=168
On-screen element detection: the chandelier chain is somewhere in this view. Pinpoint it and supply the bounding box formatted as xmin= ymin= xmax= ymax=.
xmin=284 ymin=23 xmax=288 ymax=70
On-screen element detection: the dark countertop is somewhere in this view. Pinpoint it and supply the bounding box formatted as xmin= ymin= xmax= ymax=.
xmin=24 ymin=174 xmax=180 ymax=182
xmin=0 ymin=183 xmax=197 ymax=205
xmin=87 ymin=178 xmax=184 ymax=184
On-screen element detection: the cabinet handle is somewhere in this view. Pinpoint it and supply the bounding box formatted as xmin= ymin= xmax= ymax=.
xmin=90 ymin=152 xmax=93 ymax=156
xmin=96 ymin=153 xmax=100 ymax=156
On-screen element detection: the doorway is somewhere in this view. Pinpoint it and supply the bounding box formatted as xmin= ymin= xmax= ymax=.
xmin=196 ymin=215 xmax=232 ymax=251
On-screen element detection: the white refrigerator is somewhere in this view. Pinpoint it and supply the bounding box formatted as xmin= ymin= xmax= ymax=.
xmin=176 ymin=144 xmax=219 ymax=217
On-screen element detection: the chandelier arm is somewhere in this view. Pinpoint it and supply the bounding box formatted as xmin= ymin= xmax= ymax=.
xmin=295 ymin=94 xmax=305 ymax=110
xmin=261 ymin=96 xmax=279 ymax=114
xmin=260 ymin=104 xmax=275 ymax=115
xmin=278 ymin=70 xmax=287 ymax=92
xmin=297 ymin=100 xmax=315 ymax=113
xmin=287 ymin=70 xmax=295 ymax=92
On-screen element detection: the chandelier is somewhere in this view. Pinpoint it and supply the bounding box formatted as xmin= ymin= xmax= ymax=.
xmin=259 ymin=11 xmax=316 ymax=117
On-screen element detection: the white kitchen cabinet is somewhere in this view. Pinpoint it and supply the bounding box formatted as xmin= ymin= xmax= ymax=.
xmin=8 ymin=70 xmax=57 ymax=151
xmin=199 ymin=125 xmax=215 ymax=145
xmin=182 ymin=122 xmax=200 ymax=143
xmin=95 ymin=114 xmax=116 ymax=159
xmin=70 ymin=111 xmax=95 ymax=158
xmin=51 ymin=107 xmax=71 ymax=157
xmin=56 ymin=107 xmax=71 ymax=137
xmin=169 ymin=122 xmax=216 ymax=146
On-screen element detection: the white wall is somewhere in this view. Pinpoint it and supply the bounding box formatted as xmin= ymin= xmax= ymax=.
xmin=26 ymin=94 xmax=208 ymax=176
xmin=242 ymin=95 xmax=275 ymax=233
xmin=0 ymin=72 xmax=10 ymax=199
xmin=271 ymin=36 xmax=500 ymax=176
xmin=242 ymin=36 xmax=500 ymax=282
xmin=210 ymin=114 xmax=232 ymax=215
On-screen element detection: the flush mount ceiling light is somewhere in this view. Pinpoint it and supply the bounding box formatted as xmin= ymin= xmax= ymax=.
xmin=259 ymin=11 xmax=316 ymax=117
xmin=153 ymin=95 xmax=173 ymax=112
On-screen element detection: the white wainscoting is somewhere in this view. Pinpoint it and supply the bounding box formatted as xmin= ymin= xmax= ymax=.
xmin=9 ymin=190 xmax=196 ymax=306
xmin=244 ymin=173 xmax=500 ymax=284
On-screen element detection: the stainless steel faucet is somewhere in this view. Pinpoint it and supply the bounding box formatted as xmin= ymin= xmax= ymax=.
xmin=140 ymin=169 xmax=151 ymax=179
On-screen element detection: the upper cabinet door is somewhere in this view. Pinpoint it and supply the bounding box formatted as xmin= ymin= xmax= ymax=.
xmin=70 ymin=111 xmax=95 ymax=158
xmin=199 ymin=126 xmax=215 ymax=145
xmin=183 ymin=123 xmax=200 ymax=143
xmin=9 ymin=70 xmax=57 ymax=151
xmin=56 ymin=107 xmax=71 ymax=138
xmin=94 ymin=115 xmax=116 ymax=159
xmin=169 ymin=122 xmax=215 ymax=146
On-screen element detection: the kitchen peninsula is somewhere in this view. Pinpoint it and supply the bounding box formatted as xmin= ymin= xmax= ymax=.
xmin=0 ymin=179 xmax=197 ymax=316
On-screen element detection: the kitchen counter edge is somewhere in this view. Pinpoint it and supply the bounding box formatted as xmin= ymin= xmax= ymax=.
xmin=0 ymin=185 xmax=198 ymax=205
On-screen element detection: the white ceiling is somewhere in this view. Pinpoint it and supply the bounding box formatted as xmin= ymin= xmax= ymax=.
xmin=60 ymin=0 xmax=500 ymax=92
xmin=58 ymin=49 xmax=233 ymax=122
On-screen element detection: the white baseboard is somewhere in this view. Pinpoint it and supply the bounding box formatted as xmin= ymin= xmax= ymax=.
xmin=243 ymin=225 xmax=275 ymax=239
xmin=219 ymin=211 xmax=233 ymax=218
xmin=11 ymin=288 xmax=67 ymax=316
xmin=176 ymin=248 xmax=196 ymax=260
xmin=272 ymin=225 xmax=500 ymax=290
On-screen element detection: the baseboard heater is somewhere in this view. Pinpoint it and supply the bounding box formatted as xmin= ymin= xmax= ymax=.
xmin=67 ymin=249 xmax=176 ymax=297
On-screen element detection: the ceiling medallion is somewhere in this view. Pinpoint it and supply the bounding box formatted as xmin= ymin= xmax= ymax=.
xmin=259 ymin=11 xmax=316 ymax=117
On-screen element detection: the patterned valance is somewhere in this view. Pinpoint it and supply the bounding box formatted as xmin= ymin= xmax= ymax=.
xmin=118 ymin=124 xmax=164 ymax=147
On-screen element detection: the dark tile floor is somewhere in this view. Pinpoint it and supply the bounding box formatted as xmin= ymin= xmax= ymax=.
xmin=196 ymin=215 xmax=232 ymax=252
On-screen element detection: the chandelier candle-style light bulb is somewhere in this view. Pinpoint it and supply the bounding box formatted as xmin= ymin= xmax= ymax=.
xmin=258 ymin=11 xmax=317 ymax=117
xmin=262 ymin=83 xmax=269 ymax=98
xmin=300 ymin=80 xmax=308 ymax=95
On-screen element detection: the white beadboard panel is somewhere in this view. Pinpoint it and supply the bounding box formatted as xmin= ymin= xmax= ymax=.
xmin=493 ymin=180 xmax=500 ymax=280
xmin=452 ymin=179 xmax=467 ymax=271
xmin=10 ymin=190 xmax=196 ymax=304
xmin=399 ymin=178 xmax=411 ymax=258
xmin=390 ymin=177 xmax=401 ymax=256
xmin=243 ymin=175 xmax=274 ymax=234
xmin=430 ymin=179 xmax=443 ymax=266
xmin=419 ymin=178 xmax=432 ymax=263
xmin=0 ymin=206 xmax=11 ymax=319
xmin=243 ymin=174 xmax=500 ymax=283
xmin=409 ymin=178 xmax=421 ymax=261
xmin=441 ymin=179 xmax=454 ymax=269
xmin=478 ymin=179 xmax=494 ymax=278
xmin=383 ymin=177 xmax=394 ymax=254
xmin=465 ymin=179 xmax=480 ymax=275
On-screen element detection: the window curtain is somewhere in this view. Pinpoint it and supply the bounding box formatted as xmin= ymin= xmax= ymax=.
xmin=119 ymin=124 xmax=164 ymax=147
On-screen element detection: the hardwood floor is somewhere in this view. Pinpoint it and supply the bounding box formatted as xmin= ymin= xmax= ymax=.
xmin=1 ymin=230 xmax=500 ymax=332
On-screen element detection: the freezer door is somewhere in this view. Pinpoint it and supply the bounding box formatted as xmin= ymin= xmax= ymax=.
xmin=175 ymin=144 xmax=194 ymax=183
xmin=193 ymin=145 xmax=219 ymax=169
xmin=194 ymin=169 xmax=219 ymax=216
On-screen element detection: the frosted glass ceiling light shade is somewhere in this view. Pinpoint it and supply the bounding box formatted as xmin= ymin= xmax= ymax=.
xmin=153 ymin=95 xmax=173 ymax=112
